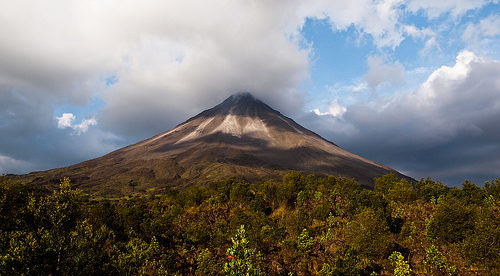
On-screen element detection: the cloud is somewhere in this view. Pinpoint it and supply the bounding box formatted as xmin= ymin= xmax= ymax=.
xmin=312 ymin=100 xmax=347 ymax=117
xmin=56 ymin=113 xmax=76 ymax=129
xmin=74 ymin=118 xmax=98 ymax=134
xmin=406 ymin=0 xmax=493 ymax=19
xmin=0 ymin=155 xmax=34 ymax=175
xmin=302 ymin=51 xmax=500 ymax=185
xmin=365 ymin=56 xmax=406 ymax=90
xmin=462 ymin=14 xmax=500 ymax=50
xmin=56 ymin=113 xmax=97 ymax=135
xmin=420 ymin=37 xmax=441 ymax=56
xmin=0 ymin=0 xmax=497 ymax=178
xmin=1 ymin=0 xmax=440 ymax=142
xmin=0 ymin=0 xmax=312 ymax=174
xmin=298 ymin=0 xmax=411 ymax=48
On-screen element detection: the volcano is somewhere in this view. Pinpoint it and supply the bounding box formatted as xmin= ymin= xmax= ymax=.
xmin=21 ymin=93 xmax=407 ymax=197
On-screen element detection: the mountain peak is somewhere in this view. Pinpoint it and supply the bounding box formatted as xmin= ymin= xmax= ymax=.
xmin=20 ymin=93 xmax=409 ymax=196
xmin=222 ymin=92 xmax=264 ymax=108
xmin=194 ymin=92 xmax=273 ymax=119
xmin=226 ymin=92 xmax=256 ymax=102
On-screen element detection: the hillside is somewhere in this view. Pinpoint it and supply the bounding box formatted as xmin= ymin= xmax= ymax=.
xmin=18 ymin=93 xmax=408 ymax=197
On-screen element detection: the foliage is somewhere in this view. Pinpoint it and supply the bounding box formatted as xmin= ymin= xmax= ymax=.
xmin=115 ymin=234 xmax=167 ymax=275
xmin=196 ymin=248 xmax=219 ymax=275
xmin=461 ymin=207 xmax=500 ymax=269
xmin=388 ymin=251 xmax=411 ymax=276
xmin=423 ymin=245 xmax=456 ymax=275
xmin=1 ymin=172 xmax=499 ymax=274
xmin=345 ymin=209 xmax=392 ymax=259
xmin=296 ymin=228 xmax=314 ymax=254
xmin=224 ymin=225 xmax=262 ymax=276
xmin=426 ymin=197 xmax=475 ymax=243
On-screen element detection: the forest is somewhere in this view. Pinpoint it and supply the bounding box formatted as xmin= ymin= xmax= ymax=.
xmin=0 ymin=172 xmax=499 ymax=275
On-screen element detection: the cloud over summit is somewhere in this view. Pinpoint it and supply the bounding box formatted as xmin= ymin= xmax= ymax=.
xmin=0 ymin=0 xmax=499 ymax=184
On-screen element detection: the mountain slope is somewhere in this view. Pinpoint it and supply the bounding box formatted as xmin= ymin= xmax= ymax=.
xmin=20 ymin=93 xmax=407 ymax=197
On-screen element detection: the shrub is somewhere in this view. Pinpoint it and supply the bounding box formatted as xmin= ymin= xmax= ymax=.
xmin=224 ymin=225 xmax=262 ymax=276
xmin=426 ymin=197 xmax=475 ymax=243
xmin=388 ymin=251 xmax=411 ymax=276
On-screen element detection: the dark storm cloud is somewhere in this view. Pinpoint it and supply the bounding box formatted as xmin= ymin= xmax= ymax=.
xmin=0 ymin=86 xmax=121 ymax=174
xmin=301 ymin=51 xmax=500 ymax=185
xmin=0 ymin=1 xmax=312 ymax=173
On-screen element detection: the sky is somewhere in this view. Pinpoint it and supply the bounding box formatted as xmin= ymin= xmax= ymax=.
xmin=1 ymin=0 xmax=500 ymax=186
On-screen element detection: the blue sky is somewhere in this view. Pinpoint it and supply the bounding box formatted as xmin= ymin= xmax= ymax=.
xmin=1 ymin=0 xmax=500 ymax=186
xmin=302 ymin=3 xmax=500 ymax=111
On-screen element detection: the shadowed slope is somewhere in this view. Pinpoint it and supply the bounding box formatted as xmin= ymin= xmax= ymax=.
xmin=19 ymin=93 xmax=408 ymax=197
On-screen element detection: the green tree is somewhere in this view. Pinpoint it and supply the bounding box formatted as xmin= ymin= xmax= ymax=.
xmin=456 ymin=181 xmax=485 ymax=205
xmin=115 ymin=234 xmax=167 ymax=275
xmin=66 ymin=219 xmax=116 ymax=275
xmin=229 ymin=179 xmax=253 ymax=204
xmin=1 ymin=178 xmax=82 ymax=274
xmin=345 ymin=209 xmax=392 ymax=259
xmin=196 ymin=248 xmax=220 ymax=275
xmin=387 ymin=179 xmax=416 ymax=203
xmin=415 ymin=177 xmax=448 ymax=202
xmin=224 ymin=225 xmax=262 ymax=276
xmin=427 ymin=197 xmax=475 ymax=243
xmin=297 ymin=228 xmax=314 ymax=254
xmin=375 ymin=174 xmax=416 ymax=203
xmin=484 ymin=179 xmax=500 ymax=200
xmin=461 ymin=207 xmax=500 ymax=270
xmin=318 ymin=247 xmax=360 ymax=275
xmin=388 ymin=251 xmax=411 ymax=276
xmin=423 ymin=245 xmax=456 ymax=275
xmin=279 ymin=171 xmax=305 ymax=207
xmin=374 ymin=173 xmax=400 ymax=195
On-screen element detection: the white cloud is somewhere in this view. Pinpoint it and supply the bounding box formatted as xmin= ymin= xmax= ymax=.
xmin=303 ymin=50 xmax=500 ymax=184
xmin=312 ymin=100 xmax=347 ymax=118
xmin=479 ymin=14 xmax=500 ymax=36
xmin=462 ymin=14 xmax=500 ymax=48
xmin=73 ymin=118 xmax=98 ymax=135
xmin=312 ymin=109 xmax=327 ymax=116
xmin=328 ymin=100 xmax=348 ymax=117
xmin=56 ymin=113 xmax=76 ymax=129
xmin=365 ymin=56 xmax=406 ymax=90
xmin=416 ymin=50 xmax=481 ymax=103
xmin=403 ymin=25 xmax=435 ymax=39
xmin=297 ymin=0 xmax=407 ymax=48
xmin=56 ymin=113 xmax=97 ymax=135
xmin=326 ymin=82 xmax=368 ymax=94
xmin=406 ymin=0 xmax=493 ymax=19
xmin=420 ymin=37 xmax=441 ymax=56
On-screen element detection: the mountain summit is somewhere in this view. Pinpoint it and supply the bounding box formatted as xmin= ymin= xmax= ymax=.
xmin=22 ymin=93 xmax=406 ymax=196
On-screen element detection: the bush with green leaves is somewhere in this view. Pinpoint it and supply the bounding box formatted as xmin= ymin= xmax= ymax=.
xmin=415 ymin=177 xmax=448 ymax=202
xmin=224 ymin=225 xmax=262 ymax=276
xmin=1 ymin=173 xmax=500 ymax=274
xmin=345 ymin=209 xmax=392 ymax=259
xmin=116 ymin=234 xmax=167 ymax=275
xmin=1 ymin=178 xmax=82 ymax=274
xmin=461 ymin=207 xmax=500 ymax=269
xmin=297 ymin=228 xmax=314 ymax=254
xmin=423 ymin=245 xmax=456 ymax=275
xmin=426 ymin=197 xmax=475 ymax=243
xmin=389 ymin=251 xmax=411 ymax=276
xmin=196 ymin=248 xmax=220 ymax=275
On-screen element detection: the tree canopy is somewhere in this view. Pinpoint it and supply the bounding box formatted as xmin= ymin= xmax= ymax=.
xmin=0 ymin=173 xmax=499 ymax=275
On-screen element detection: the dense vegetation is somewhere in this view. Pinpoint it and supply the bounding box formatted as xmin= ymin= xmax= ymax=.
xmin=1 ymin=172 xmax=499 ymax=275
